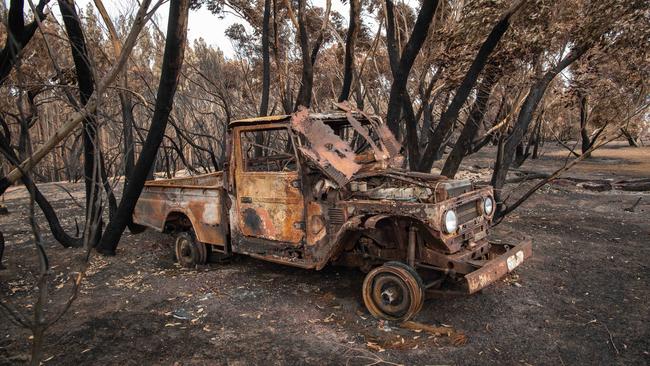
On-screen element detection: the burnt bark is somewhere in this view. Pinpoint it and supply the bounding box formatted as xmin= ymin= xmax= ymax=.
xmin=578 ymin=93 xmax=592 ymax=156
xmin=0 ymin=231 xmax=5 ymax=269
xmin=97 ymin=0 xmax=190 ymax=255
xmin=120 ymin=91 xmax=135 ymax=182
xmin=256 ymin=0 xmax=272 ymax=156
xmin=385 ymin=0 xmax=439 ymax=138
xmin=295 ymin=0 xmax=313 ymax=109
xmin=491 ymin=43 xmax=593 ymax=216
xmin=384 ymin=0 xmax=429 ymax=169
xmin=531 ymin=113 xmax=543 ymax=159
xmin=621 ymin=128 xmax=639 ymax=147
xmin=94 ymin=0 xmax=136 ymax=184
xmin=513 ymin=140 xmax=528 ymax=167
xmin=441 ymin=66 xmax=501 ymax=177
xmin=259 ymin=0 xmax=271 ymax=116
xmin=418 ymin=2 xmax=523 ymax=172
xmin=0 ymin=0 xmax=49 ymax=85
xmin=338 ymin=0 xmax=360 ymax=102
xmin=60 ymin=0 xmax=104 ymax=246
xmin=294 ymin=0 xmax=331 ymax=109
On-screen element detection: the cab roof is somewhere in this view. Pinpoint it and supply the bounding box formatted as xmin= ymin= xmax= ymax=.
xmin=228 ymin=111 xmax=369 ymax=128
xmin=228 ymin=114 xmax=290 ymax=127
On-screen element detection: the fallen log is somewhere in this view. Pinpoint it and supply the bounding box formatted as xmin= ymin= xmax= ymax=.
xmin=578 ymin=182 xmax=613 ymax=192
xmin=508 ymin=170 xmax=650 ymax=192
xmin=614 ymin=181 xmax=650 ymax=192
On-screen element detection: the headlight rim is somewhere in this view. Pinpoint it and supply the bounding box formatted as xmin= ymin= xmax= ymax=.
xmin=483 ymin=196 xmax=494 ymax=216
xmin=443 ymin=209 xmax=458 ymax=234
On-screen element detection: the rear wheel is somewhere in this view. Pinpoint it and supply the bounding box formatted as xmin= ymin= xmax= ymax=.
xmin=174 ymin=231 xmax=207 ymax=268
xmin=362 ymin=261 xmax=425 ymax=321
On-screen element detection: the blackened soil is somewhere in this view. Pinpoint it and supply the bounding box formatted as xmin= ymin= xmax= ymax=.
xmin=1 ymin=144 xmax=648 ymax=365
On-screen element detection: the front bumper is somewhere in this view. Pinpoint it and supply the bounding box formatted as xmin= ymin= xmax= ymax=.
xmin=463 ymin=237 xmax=532 ymax=294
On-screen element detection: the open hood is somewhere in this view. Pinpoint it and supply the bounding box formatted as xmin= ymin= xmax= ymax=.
xmin=290 ymin=104 xmax=404 ymax=187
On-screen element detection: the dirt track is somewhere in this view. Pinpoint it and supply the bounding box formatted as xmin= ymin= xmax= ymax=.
xmin=1 ymin=143 xmax=648 ymax=365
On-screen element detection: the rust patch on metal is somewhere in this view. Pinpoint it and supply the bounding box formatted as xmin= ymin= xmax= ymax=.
xmin=242 ymin=207 xmax=263 ymax=235
xmin=291 ymin=108 xmax=360 ymax=186
xmin=306 ymin=202 xmax=326 ymax=245
xmin=464 ymin=238 xmax=532 ymax=294
xmin=334 ymin=101 xmax=402 ymax=160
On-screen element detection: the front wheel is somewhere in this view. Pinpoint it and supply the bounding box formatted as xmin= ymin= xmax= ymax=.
xmin=362 ymin=261 xmax=425 ymax=321
xmin=174 ymin=231 xmax=207 ymax=268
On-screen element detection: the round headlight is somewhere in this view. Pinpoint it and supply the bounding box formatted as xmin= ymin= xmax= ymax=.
xmin=443 ymin=210 xmax=458 ymax=234
xmin=483 ymin=197 xmax=494 ymax=216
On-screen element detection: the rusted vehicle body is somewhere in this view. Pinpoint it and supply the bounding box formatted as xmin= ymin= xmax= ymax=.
xmin=133 ymin=103 xmax=531 ymax=321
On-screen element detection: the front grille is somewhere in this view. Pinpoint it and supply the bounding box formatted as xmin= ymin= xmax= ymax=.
xmin=328 ymin=208 xmax=345 ymax=225
xmin=327 ymin=208 xmax=345 ymax=237
xmin=447 ymin=185 xmax=472 ymax=198
xmin=457 ymin=200 xmax=480 ymax=224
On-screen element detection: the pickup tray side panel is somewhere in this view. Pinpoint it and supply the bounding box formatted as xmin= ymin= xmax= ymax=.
xmin=132 ymin=173 xmax=227 ymax=246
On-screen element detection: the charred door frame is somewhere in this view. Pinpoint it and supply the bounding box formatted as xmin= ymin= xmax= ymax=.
xmin=231 ymin=123 xmax=307 ymax=253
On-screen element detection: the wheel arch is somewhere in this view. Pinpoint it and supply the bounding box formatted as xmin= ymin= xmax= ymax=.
xmin=163 ymin=208 xmax=228 ymax=246
xmin=317 ymin=214 xmax=444 ymax=270
xmin=163 ymin=209 xmax=196 ymax=233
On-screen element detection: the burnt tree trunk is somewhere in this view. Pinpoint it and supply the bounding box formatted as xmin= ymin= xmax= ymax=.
xmin=338 ymin=0 xmax=360 ymax=102
xmin=621 ymin=128 xmax=639 ymax=147
xmin=294 ymin=0 xmax=314 ymax=110
xmin=441 ymin=66 xmax=501 ymax=177
xmin=418 ymin=1 xmax=524 ymax=173
xmin=97 ymin=0 xmax=190 ymax=255
xmin=531 ymin=113 xmax=543 ymax=159
xmin=384 ymin=0 xmax=432 ymax=169
xmin=294 ymin=0 xmax=330 ymax=109
xmin=491 ymin=43 xmax=592 ymax=217
xmin=120 ymin=91 xmax=136 ymax=182
xmin=0 ymin=231 xmax=5 ymax=269
xmin=259 ymin=0 xmax=271 ymax=116
xmin=579 ymin=93 xmax=592 ymax=156
xmin=513 ymin=141 xmax=528 ymax=167
xmin=255 ymin=0 xmax=272 ymax=156
xmin=385 ymin=0 xmax=439 ymax=139
xmin=295 ymin=0 xmax=313 ymax=109
xmin=94 ymin=0 xmax=136 ymax=184
xmin=60 ymin=0 xmax=103 ymax=246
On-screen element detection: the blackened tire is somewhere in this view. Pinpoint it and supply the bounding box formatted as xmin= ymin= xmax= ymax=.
xmin=174 ymin=231 xmax=207 ymax=268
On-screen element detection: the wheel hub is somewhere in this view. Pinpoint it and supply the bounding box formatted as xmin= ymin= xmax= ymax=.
xmin=381 ymin=286 xmax=399 ymax=305
xmin=179 ymin=239 xmax=192 ymax=258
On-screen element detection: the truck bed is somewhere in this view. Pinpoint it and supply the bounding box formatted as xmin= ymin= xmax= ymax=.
xmin=132 ymin=172 xmax=228 ymax=246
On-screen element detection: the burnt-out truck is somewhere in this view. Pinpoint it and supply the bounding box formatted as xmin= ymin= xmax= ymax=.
xmin=133 ymin=104 xmax=531 ymax=321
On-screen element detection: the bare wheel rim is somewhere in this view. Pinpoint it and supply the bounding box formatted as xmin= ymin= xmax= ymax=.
xmin=178 ymin=237 xmax=192 ymax=261
xmin=175 ymin=233 xmax=196 ymax=267
xmin=371 ymin=274 xmax=411 ymax=317
xmin=362 ymin=264 xmax=424 ymax=321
